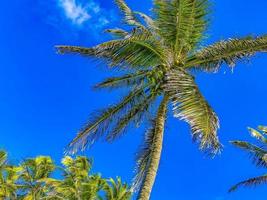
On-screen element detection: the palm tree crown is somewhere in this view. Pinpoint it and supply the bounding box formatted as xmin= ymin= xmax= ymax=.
xmin=56 ymin=0 xmax=267 ymax=199
xmin=230 ymin=126 xmax=267 ymax=192
xmin=0 ymin=151 xmax=131 ymax=200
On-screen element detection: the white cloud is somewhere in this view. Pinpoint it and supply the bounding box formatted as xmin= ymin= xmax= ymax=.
xmin=58 ymin=0 xmax=114 ymax=28
xmin=59 ymin=0 xmax=90 ymax=25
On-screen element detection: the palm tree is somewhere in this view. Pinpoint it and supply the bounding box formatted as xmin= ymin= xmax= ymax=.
xmin=103 ymin=178 xmax=132 ymax=200
xmin=0 ymin=152 xmax=131 ymax=200
xmin=45 ymin=156 xmax=131 ymax=200
xmin=56 ymin=0 xmax=267 ymax=199
xmin=47 ymin=156 xmax=105 ymax=199
xmin=229 ymin=126 xmax=267 ymax=192
xmin=18 ymin=156 xmax=55 ymax=199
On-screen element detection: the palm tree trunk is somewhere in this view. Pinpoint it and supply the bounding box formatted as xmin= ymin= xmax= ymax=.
xmin=138 ymin=95 xmax=168 ymax=200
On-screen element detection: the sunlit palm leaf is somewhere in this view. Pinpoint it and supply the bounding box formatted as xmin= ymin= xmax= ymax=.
xmin=154 ymin=0 xmax=209 ymax=55
xmin=115 ymin=0 xmax=143 ymax=27
xmin=164 ymin=68 xmax=220 ymax=153
xmin=248 ymin=127 xmax=267 ymax=144
xmin=104 ymin=28 xmax=129 ymax=38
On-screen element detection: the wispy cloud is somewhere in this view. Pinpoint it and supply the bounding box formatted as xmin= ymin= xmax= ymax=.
xmin=59 ymin=0 xmax=91 ymax=25
xmin=38 ymin=0 xmax=118 ymax=40
xmin=58 ymin=0 xmax=113 ymax=28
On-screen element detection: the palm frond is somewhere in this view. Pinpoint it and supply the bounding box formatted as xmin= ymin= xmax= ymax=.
xmin=56 ymin=30 xmax=165 ymax=68
xmin=154 ymin=0 xmax=209 ymax=55
xmin=115 ymin=0 xmax=143 ymax=27
xmin=258 ymin=125 xmax=267 ymax=135
xmin=164 ymin=68 xmax=220 ymax=154
xmin=106 ymin=91 xmax=157 ymax=142
xmin=230 ymin=141 xmax=267 ymax=168
xmin=94 ymin=70 xmax=148 ymax=90
xmin=135 ymin=12 xmax=156 ymax=31
xmin=104 ymin=177 xmax=132 ymax=200
xmin=68 ymin=87 xmax=150 ymax=153
xmin=248 ymin=127 xmax=267 ymax=144
xmin=229 ymin=174 xmax=267 ymax=192
xmin=132 ymin=120 xmax=157 ymax=192
xmin=104 ymin=28 xmax=129 ymax=38
xmin=186 ymin=35 xmax=267 ymax=72
xmin=133 ymin=95 xmax=168 ymax=194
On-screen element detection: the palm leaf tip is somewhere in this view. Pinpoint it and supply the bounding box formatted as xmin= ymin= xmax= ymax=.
xmin=55 ymin=45 xmax=95 ymax=56
xmin=229 ymin=175 xmax=267 ymax=192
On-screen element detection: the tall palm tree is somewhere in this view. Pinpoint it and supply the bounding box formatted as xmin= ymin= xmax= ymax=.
xmin=229 ymin=126 xmax=267 ymax=192
xmin=56 ymin=0 xmax=267 ymax=199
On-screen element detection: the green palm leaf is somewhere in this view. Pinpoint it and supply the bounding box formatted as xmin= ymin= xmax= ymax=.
xmin=231 ymin=141 xmax=267 ymax=168
xmin=68 ymin=86 xmax=153 ymax=153
xmin=115 ymin=0 xmax=143 ymax=27
xmin=229 ymin=174 xmax=267 ymax=193
xmin=154 ymin=0 xmax=209 ymax=55
xmin=164 ymin=68 xmax=220 ymax=153
xmin=186 ymin=35 xmax=267 ymax=72
xmin=57 ymin=31 xmax=164 ymax=68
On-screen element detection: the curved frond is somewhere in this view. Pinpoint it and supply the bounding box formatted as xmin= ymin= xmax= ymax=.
xmin=94 ymin=70 xmax=148 ymax=90
xmin=56 ymin=30 xmax=165 ymax=68
xmin=107 ymin=92 xmax=157 ymax=142
xmin=104 ymin=177 xmax=132 ymax=200
xmin=104 ymin=28 xmax=129 ymax=38
xmin=248 ymin=127 xmax=267 ymax=144
xmin=68 ymin=87 xmax=151 ymax=153
xmin=132 ymin=120 xmax=157 ymax=191
xmin=186 ymin=35 xmax=267 ymax=72
xmin=258 ymin=125 xmax=267 ymax=135
xmin=135 ymin=12 xmax=156 ymax=30
xmin=115 ymin=0 xmax=143 ymax=27
xmin=229 ymin=174 xmax=267 ymax=192
xmin=230 ymin=141 xmax=267 ymax=168
xmin=164 ymin=68 xmax=220 ymax=153
xmin=154 ymin=0 xmax=209 ymax=56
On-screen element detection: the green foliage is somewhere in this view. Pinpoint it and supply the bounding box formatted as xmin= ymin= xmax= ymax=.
xmin=0 ymin=151 xmax=131 ymax=200
xmin=56 ymin=0 xmax=267 ymax=198
xmin=229 ymin=126 xmax=267 ymax=192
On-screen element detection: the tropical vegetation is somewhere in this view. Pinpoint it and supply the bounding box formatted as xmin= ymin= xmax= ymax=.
xmin=229 ymin=126 xmax=267 ymax=192
xmin=56 ymin=0 xmax=267 ymax=199
xmin=0 ymin=150 xmax=131 ymax=199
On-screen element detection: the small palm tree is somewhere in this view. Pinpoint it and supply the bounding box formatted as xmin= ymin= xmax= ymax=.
xmin=46 ymin=156 xmax=131 ymax=200
xmin=229 ymin=126 xmax=267 ymax=192
xmin=103 ymin=178 xmax=132 ymax=200
xmin=18 ymin=156 xmax=55 ymax=199
xmin=57 ymin=0 xmax=267 ymax=199
xmin=48 ymin=156 xmax=105 ymax=199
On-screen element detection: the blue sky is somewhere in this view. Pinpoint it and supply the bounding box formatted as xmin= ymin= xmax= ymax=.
xmin=1 ymin=0 xmax=267 ymax=199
